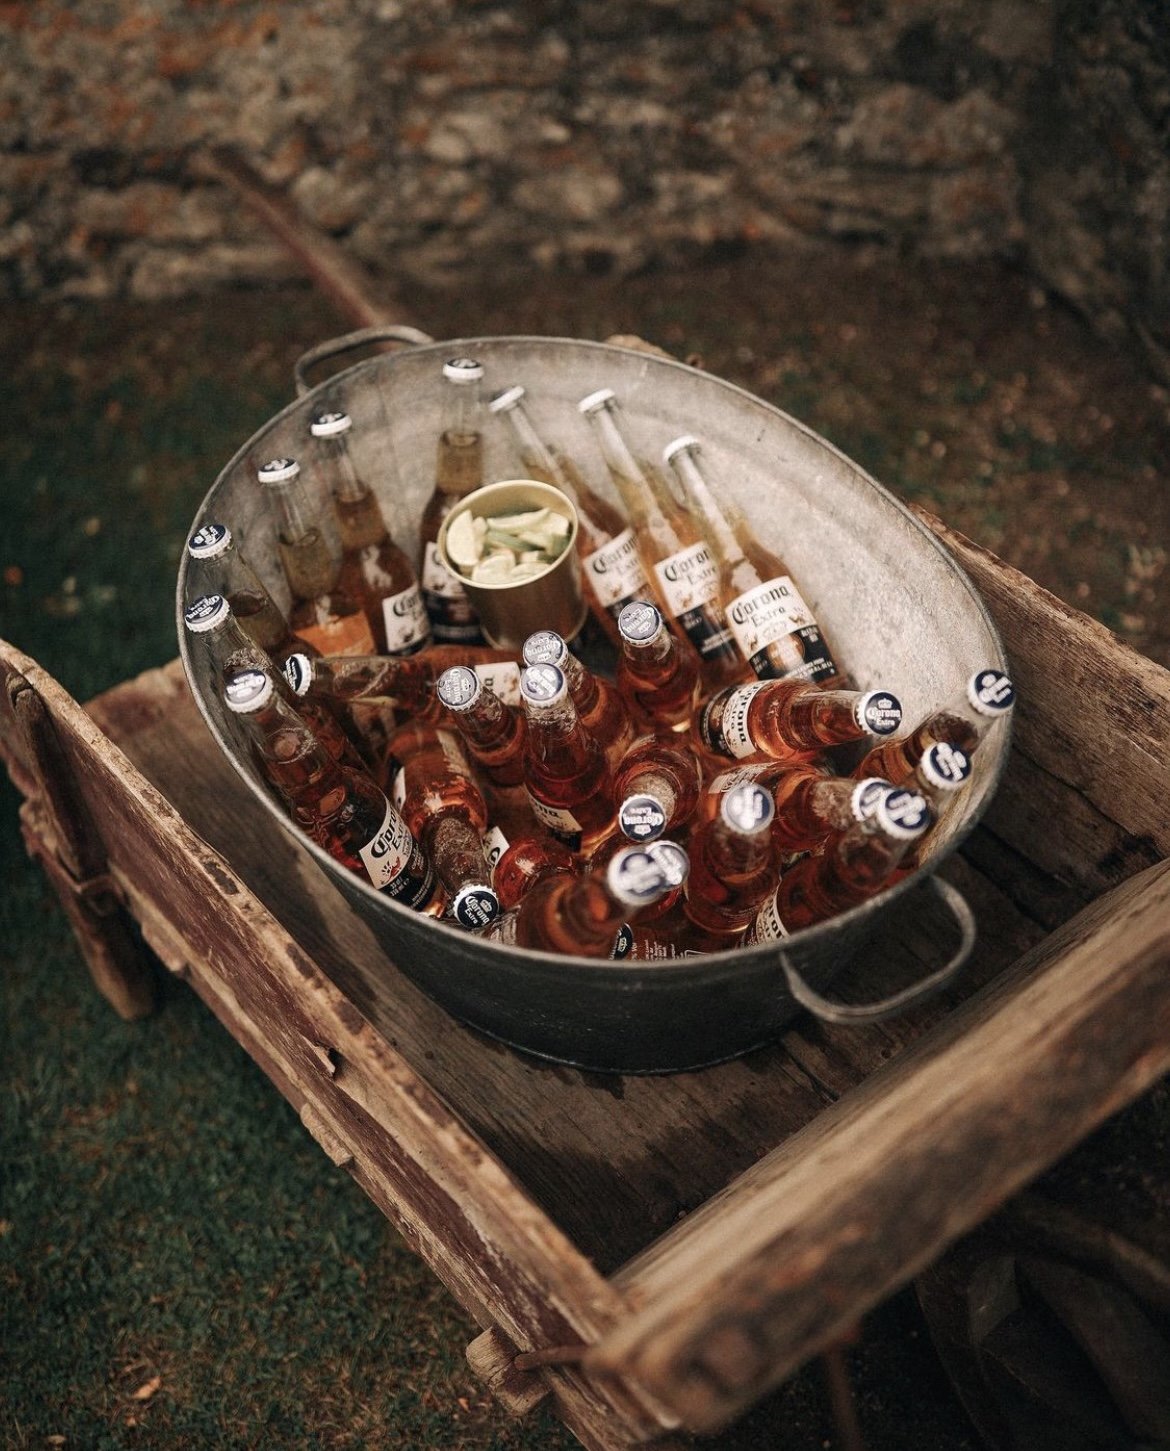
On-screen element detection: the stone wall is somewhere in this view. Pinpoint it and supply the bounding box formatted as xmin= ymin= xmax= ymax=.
xmin=2 ymin=0 xmax=1165 ymax=372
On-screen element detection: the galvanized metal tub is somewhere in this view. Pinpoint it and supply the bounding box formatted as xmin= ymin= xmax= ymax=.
xmin=177 ymin=329 xmax=1010 ymax=1073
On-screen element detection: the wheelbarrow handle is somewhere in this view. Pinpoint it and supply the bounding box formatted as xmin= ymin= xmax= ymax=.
xmin=293 ymin=324 xmax=435 ymax=396
xmin=778 ymin=876 xmax=976 ymax=1026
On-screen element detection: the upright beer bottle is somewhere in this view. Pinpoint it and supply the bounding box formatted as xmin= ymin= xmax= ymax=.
xmin=521 ymin=629 xmax=634 ymax=771
xmin=664 ymin=434 xmax=842 ymax=685
xmin=611 ymin=733 xmax=703 ymax=842
xmin=257 ymin=456 xmax=376 ymax=657
xmin=518 ymin=663 xmax=615 ymax=855
xmin=578 ymin=389 xmax=743 ymax=692
xmin=614 ymin=600 xmax=700 ymax=734
xmin=223 ymin=668 xmax=441 ymax=913
xmin=435 ymin=665 xmax=526 ymax=788
xmin=186 ymin=523 xmax=291 ymax=659
xmin=311 ymin=409 xmax=432 ymax=657
xmin=680 ymin=781 xmax=780 ymax=938
xmin=489 ymin=384 xmax=651 ymax=645
xmin=855 ymin=668 xmax=1015 ymax=784
xmin=418 ymin=358 xmax=486 ymax=645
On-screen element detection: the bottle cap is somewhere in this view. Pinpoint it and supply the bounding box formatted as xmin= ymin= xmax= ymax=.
xmin=919 ymin=741 xmax=972 ymax=791
xmin=187 ymin=523 xmax=232 ymax=560
xmin=662 ymin=434 xmax=701 ymax=466
xmin=644 ymin=839 xmax=689 ymax=889
xmin=257 ymin=457 xmax=300 ymax=485
xmin=875 ymin=788 xmax=932 ymax=840
xmin=310 ymin=410 xmax=353 ymax=438
xmin=283 ymin=653 xmax=314 ymax=697
xmin=578 ymin=387 xmax=616 ymax=416
xmin=224 ymin=668 xmax=274 ymax=714
xmin=856 ymin=690 xmax=903 ymax=736
xmin=606 ymin=845 xmax=673 ymax=908
xmin=451 ymin=883 xmax=501 ymax=930
xmin=851 ymin=777 xmax=893 ymax=821
xmin=522 ymin=630 xmax=568 ymax=669
xmin=618 ymin=794 xmax=668 ymax=842
xmin=967 ymin=668 xmax=1015 ymax=717
xmin=435 ymin=665 xmax=482 ymax=712
xmin=184 ymin=594 xmax=230 ymax=633
xmin=519 ymin=662 xmax=567 ymax=707
xmin=617 ymin=599 xmax=663 ymax=646
xmin=487 ymin=384 xmax=525 ymax=414
xmin=720 ymin=781 xmax=776 ymax=835
xmin=443 ymin=357 xmax=484 ymax=383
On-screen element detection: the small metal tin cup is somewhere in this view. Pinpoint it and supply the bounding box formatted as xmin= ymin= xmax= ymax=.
xmin=435 ymin=479 xmax=586 ymax=651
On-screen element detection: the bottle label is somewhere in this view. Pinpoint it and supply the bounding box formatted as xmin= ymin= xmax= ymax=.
xmin=748 ymin=889 xmax=789 ymax=944
xmin=381 ymin=583 xmax=431 ymax=655
xmin=584 ymin=528 xmax=648 ymax=612
xmin=727 ymin=575 xmax=837 ymax=683
xmin=654 ymin=542 xmax=736 ymax=660
xmin=297 ymin=610 xmax=376 ymax=658
xmin=474 ymin=660 xmax=522 ymax=707
xmin=421 ymin=541 xmax=483 ymax=643
xmin=703 ymin=681 xmax=768 ymax=758
xmin=525 ymin=791 xmax=582 ymax=848
xmin=357 ymin=798 xmax=414 ymax=891
xmin=481 ymin=825 xmax=510 ymax=873
xmin=708 ymin=761 xmax=779 ymax=794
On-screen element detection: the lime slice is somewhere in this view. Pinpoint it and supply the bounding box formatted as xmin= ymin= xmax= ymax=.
xmin=446 ymin=511 xmax=482 ymax=569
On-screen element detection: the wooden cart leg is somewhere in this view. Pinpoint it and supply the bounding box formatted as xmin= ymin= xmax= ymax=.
xmin=6 ymin=672 xmax=155 ymax=1020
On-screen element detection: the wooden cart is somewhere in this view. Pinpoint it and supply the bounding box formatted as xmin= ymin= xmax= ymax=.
xmin=3 ymin=509 xmax=1169 ymax=1449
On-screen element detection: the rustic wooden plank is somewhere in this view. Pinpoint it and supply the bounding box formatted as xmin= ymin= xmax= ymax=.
xmin=590 ymin=857 xmax=1170 ymax=1431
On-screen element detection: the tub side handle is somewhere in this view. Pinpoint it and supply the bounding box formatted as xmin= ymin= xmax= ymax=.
xmin=293 ymin=325 xmax=435 ymax=396
xmin=778 ymin=876 xmax=976 ymax=1026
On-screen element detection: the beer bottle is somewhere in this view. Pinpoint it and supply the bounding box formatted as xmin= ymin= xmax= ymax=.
xmin=680 ymin=781 xmax=780 ymax=937
xmin=882 ymin=740 xmax=974 ymax=884
xmin=435 ymin=665 xmax=526 ymax=788
xmin=186 ymin=523 xmax=290 ymax=659
xmin=484 ymin=826 xmax=580 ymax=911
xmin=185 ymin=595 xmax=365 ymax=773
xmin=766 ymin=766 xmax=893 ymax=855
xmin=418 ymin=358 xmax=486 ymax=645
xmin=257 ymin=456 xmax=376 ymax=657
xmin=589 ymin=835 xmax=690 ymax=930
xmin=223 ymin=667 xmax=441 ymax=913
xmin=746 ymin=787 xmax=932 ymax=941
xmin=577 ymin=389 xmax=743 ymax=691
xmin=521 ymin=629 xmax=634 ymax=771
xmin=611 ymin=732 xmax=703 ymax=842
xmin=614 ymin=600 xmax=700 ymax=734
xmin=386 ymin=721 xmax=500 ymax=929
xmin=518 ymin=662 xmax=615 ymax=854
xmin=312 ymin=409 xmax=432 ymax=657
xmin=664 ymin=434 xmax=842 ymax=686
xmin=699 ymin=677 xmax=903 ymax=761
xmin=854 ymin=669 xmax=1015 ymax=784
xmin=484 ymin=842 xmax=684 ymax=957
xmin=489 ymin=384 xmax=651 ymax=645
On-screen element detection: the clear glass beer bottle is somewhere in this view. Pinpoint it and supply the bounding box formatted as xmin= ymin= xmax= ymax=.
xmin=578 ymin=389 xmax=743 ymax=691
xmin=610 ymin=732 xmax=703 ymax=842
xmin=854 ymin=669 xmax=1015 ymax=784
xmin=680 ymin=781 xmax=780 ymax=937
xmin=489 ymin=384 xmax=651 ymax=646
xmin=186 ymin=523 xmax=291 ymax=659
xmin=435 ymin=665 xmax=526 ymax=788
xmin=311 ymin=409 xmax=432 ymax=657
xmin=614 ymin=600 xmax=700 ymax=734
xmin=485 ymin=827 xmax=580 ymax=911
xmin=418 ymin=358 xmax=486 ymax=645
xmin=521 ymin=629 xmax=634 ymax=771
xmin=664 ymin=434 xmax=842 ymax=686
xmin=257 ymin=456 xmax=377 ymax=657
xmin=699 ymin=676 xmax=903 ymax=761
xmin=223 ymin=667 xmax=441 ymax=913
xmin=518 ymin=662 xmax=615 ymax=854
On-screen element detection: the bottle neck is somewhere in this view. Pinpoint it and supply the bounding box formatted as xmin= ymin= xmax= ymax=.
xmin=501 ymin=401 xmax=579 ymax=502
xmin=670 ymin=448 xmax=745 ymax=568
xmin=193 ymin=612 xmax=265 ymax=677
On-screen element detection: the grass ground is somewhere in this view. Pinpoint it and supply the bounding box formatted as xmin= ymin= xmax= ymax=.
xmin=2 ymin=245 xmax=1167 ymax=1449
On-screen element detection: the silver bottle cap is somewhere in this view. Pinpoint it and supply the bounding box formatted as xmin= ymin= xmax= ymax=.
xmin=443 ymin=357 xmax=484 ymax=383
xmin=856 ymin=690 xmax=903 ymax=736
xmin=310 ymin=410 xmax=352 ymax=438
xmin=919 ymin=741 xmax=972 ymax=791
xmin=224 ymin=668 xmax=274 ymax=714
xmin=606 ymin=846 xmax=673 ymax=908
xmin=487 ymin=384 xmax=526 ymax=414
xmin=184 ymin=594 xmax=230 ymax=633
xmin=875 ymin=788 xmax=932 ymax=840
xmin=257 ymin=456 xmax=300 ymax=485
xmin=435 ymin=665 xmax=482 ymax=712
xmin=519 ymin=662 xmax=567 ymax=707
xmin=618 ymin=794 xmax=668 ymax=842
xmin=719 ymin=781 xmax=776 ymax=835
xmin=578 ymin=387 xmax=616 ymax=415
xmin=283 ymin=653 xmax=314 ymax=697
xmin=187 ymin=523 xmax=231 ymax=560
xmin=662 ymin=434 xmax=700 ymax=466
xmin=967 ymin=668 xmax=1015 ymax=717
xmin=522 ymin=630 xmax=568 ymax=669
xmin=617 ymin=599 xmax=663 ymax=646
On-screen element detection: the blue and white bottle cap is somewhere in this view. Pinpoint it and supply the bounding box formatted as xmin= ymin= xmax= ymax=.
xmin=875 ymin=788 xmax=932 ymax=840
xmin=578 ymin=387 xmax=616 ymax=415
xmin=310 ymin=410 xmax=352 ymax=438
xmin=187 ymin=522 xmax=231 ymax=559
xmin=224 ymin=668 xmax=274 ymax=714
xmin=257 ymin=456 xmax=300 ymax=485
xmin=645 ymin=839 xmax=689 ymax=889
xmin=184 ymin=593 xmax=230 ymax=633
xmin=617 ymin=599 xmax=663 ymax=645
xmin=487 ymin=384 xmax=526 ymax=414
xmin=283 ymin=653 xmax=314 ymax=697
xmin=720 ymin=781 xmax=776 ymax=835
xmin=663 ymin=434 xmax=701 ymax=466
xmin=967 ymin=668 xmax=1015 ymax=716
xmin=436 ymin=665 xmax=482 ymax=712
xmin=443 ymin=357 xmax=484 ymax=383
xmin=519 ymin=662 xmax=567 ymax=706
xmin=451 ymin=883 xmax=500 ymax=930
xmin=522 ymin=630 xmax=568 ymax=668
xmin=606 ymin=846 xmax=672 ymax=908
xmin=856 ymin=690 xmax=903 ymax=736
xmin=919 ymin=741 xmax=972 ymax=791
xmin=618 ymin=794 xmax=668 ymax=842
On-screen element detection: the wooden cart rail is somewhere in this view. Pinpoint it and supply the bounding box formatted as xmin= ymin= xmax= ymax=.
xmin=3 ymin=509 xmax=1169 ymax=1447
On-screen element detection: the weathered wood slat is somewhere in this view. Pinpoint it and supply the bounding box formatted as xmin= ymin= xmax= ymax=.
xmin=589 ymin=857 xmax=1170 ymax=1430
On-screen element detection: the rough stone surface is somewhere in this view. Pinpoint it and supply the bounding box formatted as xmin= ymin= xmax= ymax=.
xmin=0 ymin=0 xmax=1164 ymax=370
